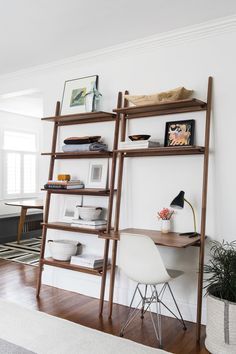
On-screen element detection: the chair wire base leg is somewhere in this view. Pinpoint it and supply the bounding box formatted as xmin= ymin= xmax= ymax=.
xmin=119 ymin=282 xmax=186 ymax=349
xmin=149 ymin=285 xmax=161 ymax=346
xmin=141 ymin=285 xmax=147 ymax=319
xmin=120 ymin=284 xmax=142 ymax=336
xmin=167 ymin=283 xmax=187 ymax=330
xmin=154 ymin=285 xmax=162 ymax=348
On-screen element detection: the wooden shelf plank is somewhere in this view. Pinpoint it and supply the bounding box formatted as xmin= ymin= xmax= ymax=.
xmin=42 ymin=111 xmax=116 ymax=125
xmin=99 ymin=228 xmax=201 ymax=248
xmin=113 ymin=99 xmax=207 ymax=118
xmin=115 ymin=146 xmax=205 ymax=157
xmin=43 ymin=222 xmax=107 ymax=234
xmin=42 ymin=257 xmax=108 ymax=276
xmin=41 ymin=151 xmax=112 ymax=159
xmin=41 ymin=188 xmax=112 ymax=196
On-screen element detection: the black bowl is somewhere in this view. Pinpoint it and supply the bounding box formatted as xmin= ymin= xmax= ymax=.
xmin=129 ymin=134 xmax=151 ymax=141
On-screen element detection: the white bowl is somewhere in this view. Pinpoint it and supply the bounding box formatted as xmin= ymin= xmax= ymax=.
xmin=48 ymin=240 xmax=80 ymax=261
xmin=77 ymin=206 xmax=102 ymax=221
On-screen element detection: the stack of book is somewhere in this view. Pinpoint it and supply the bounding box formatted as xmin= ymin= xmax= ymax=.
xmin=118 ymin=140 xmax=160 ymax=150
xmin=71 ymin=219 xmax=107 ymax=230
xmin=70 ymin=254 xmax=109 ymax=269
xmin=44 ymin=180 xmax=84 ymax=190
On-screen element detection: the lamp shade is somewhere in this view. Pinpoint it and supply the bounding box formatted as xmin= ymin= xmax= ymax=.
xmin=170 ymin=191 xmax=185 ymax=209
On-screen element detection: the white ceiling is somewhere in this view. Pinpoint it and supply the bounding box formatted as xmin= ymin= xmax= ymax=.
xmin=0 ymin=0 xmax=236 ymax=75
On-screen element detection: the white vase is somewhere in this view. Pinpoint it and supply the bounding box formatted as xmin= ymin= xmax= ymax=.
xmin=85 ymin=94 xmax=94 ymax=112
xmin=161 ymin=220 xmax=170 ymax=234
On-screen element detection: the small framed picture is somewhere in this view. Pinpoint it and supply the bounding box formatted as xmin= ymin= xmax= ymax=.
xmin=61 ymin=75 xmax=98 ymax=115
xmin=62 ymin=197 xmax=82 ymax=222
xmin=86 ymin=160 xmax=108 ymax=189
xmin=164 ymin=119 xmax=195 ymax=147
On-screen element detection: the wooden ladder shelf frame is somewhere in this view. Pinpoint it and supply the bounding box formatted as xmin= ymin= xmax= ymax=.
xmin=36 ymin=99 xmax=121 ymax=318
xmin=107 ymin=77 xmax=213 ymax=342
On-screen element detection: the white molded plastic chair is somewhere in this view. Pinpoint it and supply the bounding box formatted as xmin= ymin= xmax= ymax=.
xmin=119 ymin=233 xmax=186 ymax=348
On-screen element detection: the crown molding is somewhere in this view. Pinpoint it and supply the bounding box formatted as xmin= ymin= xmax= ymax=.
xmin=0 ymin=109 xmax=41 ymax=119
xmin=0 ymin=14 xmax=236 ymax=80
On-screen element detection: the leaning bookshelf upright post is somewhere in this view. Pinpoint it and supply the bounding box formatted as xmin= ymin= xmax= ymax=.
xmin=36 ymin=103 xmax=119 ymax=311
xmin=103 ymin=77 xmax=212 ymax=342
xmin=99 ymin=92 xmax=121 ymax=315
xmin=196 ymin=76 xmax=213 ymax=341
xmin=36 ymin=102 xmax=60 ymax=297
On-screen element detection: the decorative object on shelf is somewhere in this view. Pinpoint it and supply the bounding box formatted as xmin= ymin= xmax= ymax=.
xmin=124 ymin=87 xmax=193 ymax=106
xmin=61 ymin=75 xmax=98 ymax=114
xmin=118 ymin=139 xmax=160 ymax=150
xmin=62 ymin=196 xmax=83 ymax=221
xmin=48 ymin=239 xmax=81 ymax=261
xmin=164 ymin=119 xmax=195 ymax=147
xmin=157 ymin=208 xmax=174 ymax=234
xmin=57 ymin=174 xmax=71 ymax=181
xmin=170 ymin=191 xmax=198 ymax=238
xmin=84 ymin=82 xmax=102 ymax=112
xmin=129 ymin=134 xmax=151 ymax=141
xmin=204 ymin=240 xmax=236 ymax=353
xmin=86 ymin=159 xmax=108 ymax=189
xmin=77 ymin=206 xmax=103 ymax=221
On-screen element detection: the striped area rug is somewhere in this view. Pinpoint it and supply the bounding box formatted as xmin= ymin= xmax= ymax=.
xmin=0 ymin=237 xmax=41 ymax=266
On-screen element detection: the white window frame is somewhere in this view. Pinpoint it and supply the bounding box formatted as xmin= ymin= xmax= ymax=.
xmin=2 ymin=129 xmax=40 ymax=200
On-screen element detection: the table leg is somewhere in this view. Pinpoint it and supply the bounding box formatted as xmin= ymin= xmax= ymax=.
xmin=17 ymin=207 xmax=28 ymax=244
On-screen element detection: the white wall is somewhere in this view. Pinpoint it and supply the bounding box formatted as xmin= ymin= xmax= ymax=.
xmin=0 ymin=17 xmax=235 ymax=324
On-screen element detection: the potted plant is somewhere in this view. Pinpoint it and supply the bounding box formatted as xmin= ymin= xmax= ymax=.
xmin=204 ymin=240 xmax=236 ymax=354
xmin=157 ymin=208 xmax=174 ymax=233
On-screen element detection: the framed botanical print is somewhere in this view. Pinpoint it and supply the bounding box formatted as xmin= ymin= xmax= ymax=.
xmin=164 ymin=119 xmax=195 ymax=147
xmin=61 ymin=75 xmax=98 ymax=115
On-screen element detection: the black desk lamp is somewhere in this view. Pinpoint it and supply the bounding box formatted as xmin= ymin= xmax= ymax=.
xmin=170 ymin=191 xmax=199 ymax=238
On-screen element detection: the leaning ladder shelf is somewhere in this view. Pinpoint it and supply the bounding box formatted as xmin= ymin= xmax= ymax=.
xmin=37 ymin=103 xmax=121 ymax=317
xmin=100 ymin=78 xmax=212 ymax=342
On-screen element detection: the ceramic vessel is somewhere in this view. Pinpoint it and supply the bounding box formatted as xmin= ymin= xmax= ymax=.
xmin=48 ymin=240 xmax=80 ymax=261
xmin=77 ymin=206 xmax=102 ymax=221
xmin=161 ymin=220 xmax=170 ymax=234
xmin=129 ymin=134 xmax=151 ymax=141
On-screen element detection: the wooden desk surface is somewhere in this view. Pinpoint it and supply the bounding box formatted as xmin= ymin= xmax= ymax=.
xmin=5 ymin=199 xmax=44 ymax=209
xmin=99 ymin=228 xmax=201 ymax=248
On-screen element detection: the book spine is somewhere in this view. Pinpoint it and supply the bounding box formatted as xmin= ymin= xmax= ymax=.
xmin=72 ymin=220 xmax=107 ymax=226
xmin=66 ymin=185 xmax=84 ymax=189
xmin=44 ymin=184 xmax=66 ymax=189
xmin=44 ymin=184 xmax=84 ymax=190
xmin=71 ymin=260 xmax=97 ymax=267
xmin=71 ymin=224 xmax=106 ymax=229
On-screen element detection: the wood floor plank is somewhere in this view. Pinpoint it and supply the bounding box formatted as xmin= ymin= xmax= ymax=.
xmin=0 ymin=259 xmax=208 ymax=353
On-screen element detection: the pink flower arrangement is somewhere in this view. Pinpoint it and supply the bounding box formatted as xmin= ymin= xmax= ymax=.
xmin=157 ymin=208 xmax=174 ymax=220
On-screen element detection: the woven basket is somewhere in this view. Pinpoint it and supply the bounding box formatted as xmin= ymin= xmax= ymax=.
xmin=205 ymin=293 xmax=236 ymax=354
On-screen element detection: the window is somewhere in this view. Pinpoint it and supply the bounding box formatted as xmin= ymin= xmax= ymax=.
xmin=3 ymin=131 xmax=38 ymax=198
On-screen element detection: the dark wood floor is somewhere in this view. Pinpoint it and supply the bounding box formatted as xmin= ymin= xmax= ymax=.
xmin=0 ymin=259 xmax=208 ymax=354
